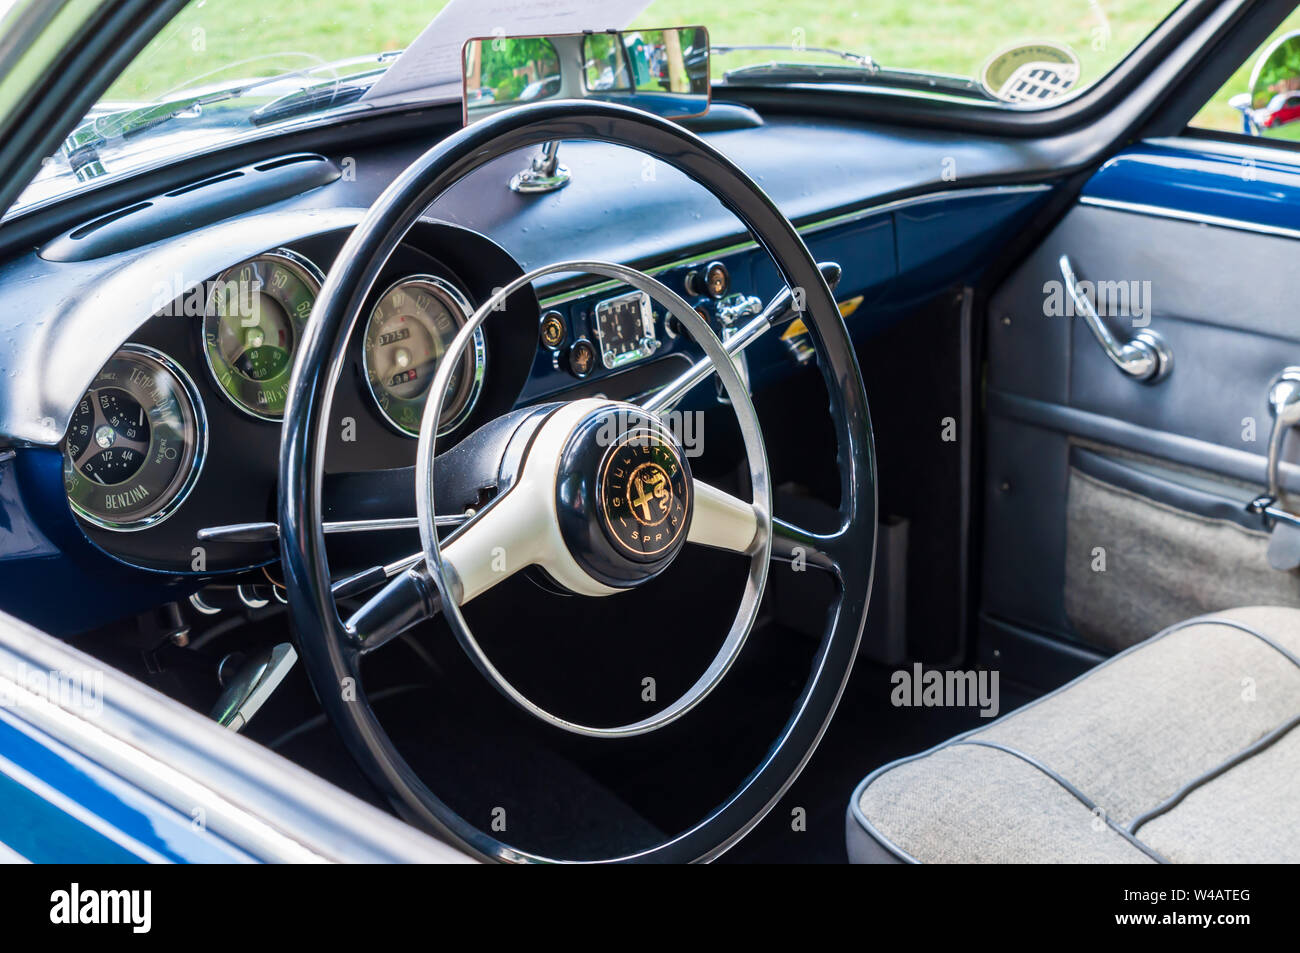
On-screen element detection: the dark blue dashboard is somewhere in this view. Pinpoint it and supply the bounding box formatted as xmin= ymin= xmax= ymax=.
xmin=0 ymin=106 xmax=1057 ymax=636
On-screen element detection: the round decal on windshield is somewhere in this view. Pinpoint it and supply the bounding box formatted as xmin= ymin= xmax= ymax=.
xmin=981 ymin=42 xmax=1080 ymax=105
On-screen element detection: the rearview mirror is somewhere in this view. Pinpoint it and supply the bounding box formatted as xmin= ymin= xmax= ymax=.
xmin=462 ymin=27 xmax=710 ymax=125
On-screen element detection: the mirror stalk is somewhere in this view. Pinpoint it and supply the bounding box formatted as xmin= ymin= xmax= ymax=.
xmin=509 ymin=140 xmax=570 ymax=194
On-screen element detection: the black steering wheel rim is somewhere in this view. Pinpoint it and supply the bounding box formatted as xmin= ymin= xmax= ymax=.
xmin=279 ymin=99 xmax=877 ymax=863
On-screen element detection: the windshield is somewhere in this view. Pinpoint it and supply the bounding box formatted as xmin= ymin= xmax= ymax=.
xmin=11 ymin=0 xmax=1187 ymax=217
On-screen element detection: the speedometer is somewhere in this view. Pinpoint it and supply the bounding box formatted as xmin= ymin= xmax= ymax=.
xmin=203 ymin=249 xmax=322 ymax=420
xmin=63 ymin=345 xmax=206 ymax=531
xmin=363 ymin=275 xmax=486 ymax=437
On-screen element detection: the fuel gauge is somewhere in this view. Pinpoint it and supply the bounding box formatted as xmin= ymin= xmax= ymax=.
xmin=63 ymin=345 xmax=206 ymax=530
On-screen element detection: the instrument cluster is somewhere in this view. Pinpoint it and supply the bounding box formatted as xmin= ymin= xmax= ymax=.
xmin=362 ymin=274 xmax=486 ymax=437
xmin=58 ymin=222 xmax=540 ymax=574
xmin=63 ymin=245 xmax=492 ymax=535
xmin=57 ymin=227 xmax=748 ymax=575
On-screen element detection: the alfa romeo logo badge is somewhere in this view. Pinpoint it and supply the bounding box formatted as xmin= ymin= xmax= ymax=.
xmin=599 ymin=429 xmax=690 ymax=558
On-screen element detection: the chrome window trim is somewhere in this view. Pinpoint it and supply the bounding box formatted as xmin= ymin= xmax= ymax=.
xmin=1145 ymin=134 xmax=1300 ymax=165
xmin=538 ymin=183 xmax=1052 ymax=307
xmin=1078 ymin=194 xmax=1300 ymax=243
xmin=0 ymin=607 xmax=472 ymax=863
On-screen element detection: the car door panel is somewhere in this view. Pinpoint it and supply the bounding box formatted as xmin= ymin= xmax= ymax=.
xmin=982 ymin=140 xmax=1300 ymax=671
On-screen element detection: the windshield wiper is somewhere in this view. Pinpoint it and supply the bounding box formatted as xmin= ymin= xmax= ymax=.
xmin=712 ymin=47 xmax=993 ymax=102
xmin=59 ymin=51 xmax=402 ymax=179
xmin=249 ymin=66 xmax=392 ymax=126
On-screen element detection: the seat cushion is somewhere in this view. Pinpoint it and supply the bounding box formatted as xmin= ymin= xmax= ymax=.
xmin=847 ymin=607 xmax=1300 ymax=863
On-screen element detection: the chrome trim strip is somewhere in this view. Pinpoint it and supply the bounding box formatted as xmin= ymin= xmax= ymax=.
xmin=1143 ymin=135 xmax=1300 ymax=166
xmin=539 ymin=183 xmax=1052 ymax=307
xmin=800 ymin=182 xmax=1051 ymax=233
xmin=1078 ymin=195 xmax=1300 ymax=243
xmin=197 ymin=513 xmax=467 ymax=543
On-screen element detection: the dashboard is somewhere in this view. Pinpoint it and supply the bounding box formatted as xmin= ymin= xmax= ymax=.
xmin=51 ymin=216 xmax=770 ymax=582
xmin=0 ymin=107 xmax=1056 ymax=634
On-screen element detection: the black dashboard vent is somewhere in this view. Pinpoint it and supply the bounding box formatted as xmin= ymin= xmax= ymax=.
xmin=40 ymin=153 xmax=341 ymax=262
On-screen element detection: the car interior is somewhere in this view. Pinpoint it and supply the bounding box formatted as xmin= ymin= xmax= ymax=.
xmin=0 ymin=0 xmax=1298 ymax=865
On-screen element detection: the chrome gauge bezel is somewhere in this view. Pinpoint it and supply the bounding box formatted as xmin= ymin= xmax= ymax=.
xmin=63 ymin=343 xmax=208 ymax=533
xmin=202 ymin=247 xmax=324 ymax=422
xmin=362 ymin=274 xmax=487 ymax=438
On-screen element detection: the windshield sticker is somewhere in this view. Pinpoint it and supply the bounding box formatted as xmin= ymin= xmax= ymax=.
xmin=980 ymin=42 xmax=1081 ymax=105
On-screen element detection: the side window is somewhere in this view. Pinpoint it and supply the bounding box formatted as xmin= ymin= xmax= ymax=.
xmin=1189 ymin=9 xmax=1300 ymax=138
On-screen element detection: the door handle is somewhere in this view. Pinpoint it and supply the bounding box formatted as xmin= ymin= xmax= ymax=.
xmin=1058 ymin=255 xmax=1172 ymax=383
xmin=1247 ymin=367 xmax=1300 ymax=524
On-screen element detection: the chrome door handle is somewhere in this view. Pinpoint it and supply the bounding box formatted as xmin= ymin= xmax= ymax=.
xmin=1244 ymin=368 xmax=1300 ymax=530
xmin=1058 ymin=255 xmax=1171 ymax=383
xmin=1264 ymin=367 xmax=1300 ymax=499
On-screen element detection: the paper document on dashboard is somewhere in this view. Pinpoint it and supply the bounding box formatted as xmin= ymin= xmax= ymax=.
xmin=362 ymin=0 xmax=652 ymax=104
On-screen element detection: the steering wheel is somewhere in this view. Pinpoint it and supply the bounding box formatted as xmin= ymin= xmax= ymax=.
xmin=279 ymin=100 xmax=876 ymax=862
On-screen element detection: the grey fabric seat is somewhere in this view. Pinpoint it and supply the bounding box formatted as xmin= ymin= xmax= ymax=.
xmin=846 ymin=607 xmax=1300 ymax=863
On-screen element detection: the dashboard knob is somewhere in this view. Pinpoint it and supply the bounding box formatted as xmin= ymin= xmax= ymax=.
xmin=539 ymin=310 xmax=567 ymax=350
xmin=569 ymin=338 xmax=596 ymax=378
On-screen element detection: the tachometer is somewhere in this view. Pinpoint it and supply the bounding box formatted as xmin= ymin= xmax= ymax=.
xmin=63 ymin=345 xmax=206 ymax=530
xmin=363 ymin=275 xmax=486 ymax=437
xmin=203 ymin=249 xmax=322 ymax=420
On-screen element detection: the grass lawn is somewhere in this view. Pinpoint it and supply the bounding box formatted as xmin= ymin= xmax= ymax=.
xmin=105 ymin=1 xmax=1300 ymax=135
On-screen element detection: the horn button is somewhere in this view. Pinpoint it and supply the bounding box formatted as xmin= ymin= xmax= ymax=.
xmin=555 ymin=407 xmax=693 ymax=587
